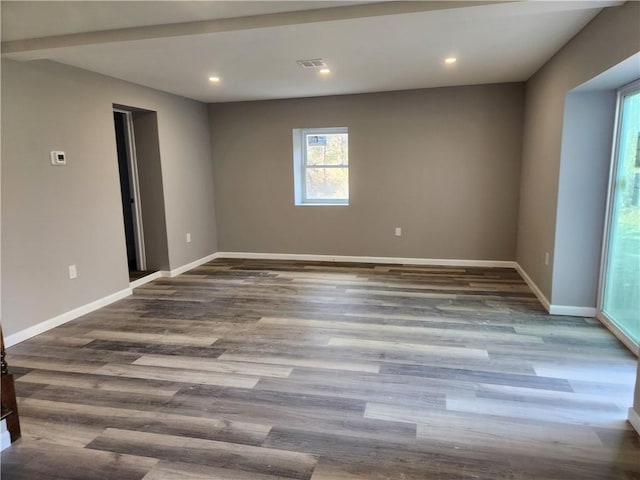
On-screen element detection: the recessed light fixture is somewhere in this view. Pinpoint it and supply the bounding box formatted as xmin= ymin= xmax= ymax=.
xmin=319 ymin=68 xmax=331 ymax=75
xmin=208 ymin=76 xmax=220 ymax=83
xmin=444 ymin=57 xmax=457 ymax=65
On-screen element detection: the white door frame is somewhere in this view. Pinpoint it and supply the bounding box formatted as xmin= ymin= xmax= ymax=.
xmin=114 ymin=108 xmax=146 ymax=271
xmin=596 ymin=79 xmax=640 ymax=355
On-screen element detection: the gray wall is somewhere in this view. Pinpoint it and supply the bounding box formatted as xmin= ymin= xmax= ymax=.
xmin=1 ymin=59 xmax=217 ymax=337
xmin=209 ymin=84 xmax=524 ymax=260
xmin=516 ymin=1 xmax=640 ymax=303
xmin=552 ymin=91 xmax=616 ymax=307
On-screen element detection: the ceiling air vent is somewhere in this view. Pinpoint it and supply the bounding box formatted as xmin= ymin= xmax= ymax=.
xmin=296 ymin=59 xmax=327 ymax=69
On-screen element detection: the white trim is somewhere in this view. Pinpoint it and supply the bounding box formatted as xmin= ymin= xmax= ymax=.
xmin=596 ymin=312 xmax=640 ymax=356
xmin=129 ymin=271 xmax=162 ymax=289
xmin=514 ymin=263 xmax=601 ymax=318
xmin=293 ymin=127 xmax=349 ymax=206
xmin=514 ymin=263 xmax=551 ymax=311
xmin=165 ymin=252 xmax=219 ymax=277
xmin=219 ymin=254 xmax=601 ymax=316
xmin=548 ymin=305 xmax=597 ymax=317
xmin=124 ymin=110 xmax=146 ymax=271
xmin=629 ymin=407 xmax=640 ymax=436
xmin=3 ymin=252 xmax=222 ymax=347
xmin=216 ymin=251 xmax=516 ymax=268
xmin=5 ymin=253 xmax=218 ymax=347
xmin=595 ymin=80 xmax=640 ymax=356
xmin=4 ymin=287 xmax=132 ymax=347
xmin=6 ymin=253 xmax=622 ymax=349
xmin=114 ymin=108 xmax=146 ymax=271
xmin=595 ymin=84 xmax=624 ymax=312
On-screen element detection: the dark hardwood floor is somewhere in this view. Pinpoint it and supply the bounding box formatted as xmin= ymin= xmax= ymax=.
xmin=2 ymin=259 xmax=639 ymax=479
xmin=129 ymin=270 xmax=157 ymax=282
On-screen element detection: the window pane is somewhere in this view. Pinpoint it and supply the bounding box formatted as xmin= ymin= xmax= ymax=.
xmin=306 ymin=133 xmax=348 ymax=166
xmin=305 ymin=167 xmax=349 ymax=200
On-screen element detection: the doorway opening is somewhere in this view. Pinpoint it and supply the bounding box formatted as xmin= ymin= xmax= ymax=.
xmin=114 ymin=109 xmax=152 ymax=282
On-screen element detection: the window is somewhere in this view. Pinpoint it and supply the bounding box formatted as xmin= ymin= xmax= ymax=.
xmin=293 ymin=127 xmax=349 ymax=205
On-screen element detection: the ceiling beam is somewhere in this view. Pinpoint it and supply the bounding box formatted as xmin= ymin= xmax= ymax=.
xmin=2 ymin=1 xmax=503 ymax=56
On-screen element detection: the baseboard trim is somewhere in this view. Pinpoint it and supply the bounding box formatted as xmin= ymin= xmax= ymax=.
xmin=5 ymin=287 xmax=132 ymax=347
xmin=549 ymin=305 xmax=597 ymax=317
xmin=4 ymin=253 xmax=222 ymax=348
xmin=129 ymin=271 xmax=162 ymax=289
xmin=629 ymin=408 xmax=640 ymax=436
xmin=215 ymin=252 xmax=516 ymax=269
xmin=4 ymin=253 xmax=610 ymax=347
xmin=166 ymin=252 xmax=219 ymax=277
xmin=514 ymin=263 xmax=551 ymax=312
xmin=513 ymin=263 xmax=599 ymax=318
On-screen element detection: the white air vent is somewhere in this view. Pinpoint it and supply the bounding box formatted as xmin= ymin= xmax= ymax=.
xmin=296 ymin=58 xmax=327 ymax=69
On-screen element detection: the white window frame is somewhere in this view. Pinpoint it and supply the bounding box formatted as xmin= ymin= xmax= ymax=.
xmin=595 ymin=78 xmax=640 ymax=355
xmin=293 ymin=127 xmax=349 ymax=206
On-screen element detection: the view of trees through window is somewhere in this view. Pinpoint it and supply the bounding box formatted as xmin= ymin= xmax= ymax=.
xmin=304 ymin=133 xmax=348 ymax=200
xmin=603 ymin=86 xmax=640 ymax=345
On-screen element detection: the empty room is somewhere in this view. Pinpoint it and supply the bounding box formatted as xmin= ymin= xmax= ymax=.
xmin=1 ymin=1 xmax=639 ymax=479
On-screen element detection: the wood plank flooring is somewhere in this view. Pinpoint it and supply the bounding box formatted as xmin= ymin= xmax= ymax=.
xmin=2 ymin=259 xmax=639 ymax=479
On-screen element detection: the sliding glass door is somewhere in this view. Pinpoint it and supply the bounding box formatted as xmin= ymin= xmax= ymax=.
xmin=601 ymin=80 xmax=640 ymax=348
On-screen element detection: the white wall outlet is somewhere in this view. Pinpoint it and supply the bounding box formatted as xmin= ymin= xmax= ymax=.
xmin=395 ymin=227 xmax=402 ymax=237
xmin=545 ymin=252 xmax=550 ymax=266
xmin=68 ymin=264 xmax=77 ymax=279
xmin=51 ymin=151 xmax=66 ymax=165
xmin=186 ymin=232 xmax=192 ymax=243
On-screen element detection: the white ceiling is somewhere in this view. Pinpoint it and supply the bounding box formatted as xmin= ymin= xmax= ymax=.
xmin=0 ymin=1 xmax=368 ymax=41
xmin=1 ymin=1 xmax=623 ymax=103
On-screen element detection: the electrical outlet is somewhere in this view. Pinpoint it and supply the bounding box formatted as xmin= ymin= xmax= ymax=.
xmin=68 ymin=264 xmax=77 ymax=279
xmin=186 ymin=233 xmax=192 ymax=243
xmin=395 ymin=227 xmax=402 ymax=237
xmin=545 ymin=252 xmax=549 ymax=266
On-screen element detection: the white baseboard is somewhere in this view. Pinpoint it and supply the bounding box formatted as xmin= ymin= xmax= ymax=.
xmin=514 ymin=263 xmax=551 ymax=311
xmin=5 ymin=253 xmax=609 ymax=348
xmin=549 ymin=305 xmax=597 ymax=317
xmin=129 ymin=271 xmax=163 ymax=289
xmin=4 ymin=287 xmax=132 ymax=348
xmin=514 ymin=263 xmax=599 ymax=318
xmin=4 ymin=253 xmax=222 ymax=348
xmin=629 ymin=407 xmax=640 ymax=436
xmin=165 ymin=252 xmax=219 ymax=277
xmin=216 ymin=251 xmax=516 ymax=269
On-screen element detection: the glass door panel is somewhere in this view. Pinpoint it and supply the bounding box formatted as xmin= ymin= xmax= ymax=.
xmin=602 ymin=83 xmax=640 ymax=346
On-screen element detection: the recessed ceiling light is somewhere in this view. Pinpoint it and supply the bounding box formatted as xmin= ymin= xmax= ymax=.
xmin=444 ymin=57 xmax=457 ymax=65
xmin=208 ymin=76 xmax=220 ymax=83
xmin=319 ymin=68 xmax=331 ymax=75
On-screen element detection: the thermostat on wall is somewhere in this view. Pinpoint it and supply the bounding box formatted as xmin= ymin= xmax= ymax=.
xmin=50 ymin=151 xmax=66 ymax=165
